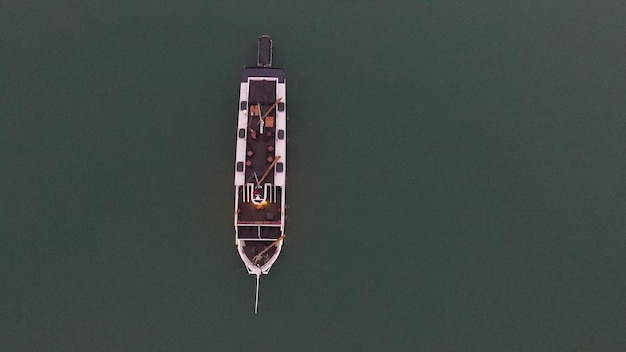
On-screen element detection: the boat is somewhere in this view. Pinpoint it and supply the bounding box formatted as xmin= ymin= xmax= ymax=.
xmin=233 ymin=35 xmax=287 ymax=313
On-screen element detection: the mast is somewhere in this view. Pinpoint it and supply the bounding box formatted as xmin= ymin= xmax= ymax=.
xmin=258 ymin=155 xmax=281 ymax=186
xmin=253 ymin=234 xmax=286 ymax=263
xmin=262 ymin=97 xmax=283 ymax=120
xmin=254 ymin=273 xmax=260 ymax=313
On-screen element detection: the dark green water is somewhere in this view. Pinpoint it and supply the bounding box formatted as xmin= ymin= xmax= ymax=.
xmin=2 ymin=1 xmax=625 ymax=351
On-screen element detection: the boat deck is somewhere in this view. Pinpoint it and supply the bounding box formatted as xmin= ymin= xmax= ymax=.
xmin=242 ymin=241 xmax=278 ymax=263
xmin=243 ymin=114 xmax=277 ymax=185
xmin=237 ymin=225 xmax=282 ymax=239
xmin=236 ymin=77 xmax=283 ymax=241
xmin=237 ymin=188 xmax=282 ymax=223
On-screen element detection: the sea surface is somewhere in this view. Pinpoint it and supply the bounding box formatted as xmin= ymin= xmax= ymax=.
xmin=2 ymin=1 xmax=625 ymax=351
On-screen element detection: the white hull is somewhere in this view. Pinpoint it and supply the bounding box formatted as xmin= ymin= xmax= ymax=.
xmin=233 ymin=36 xmax=287 ymax=297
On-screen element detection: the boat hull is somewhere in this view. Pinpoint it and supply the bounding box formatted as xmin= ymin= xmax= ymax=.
xmin=233 ymin=35 xmax=286 ymax=277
